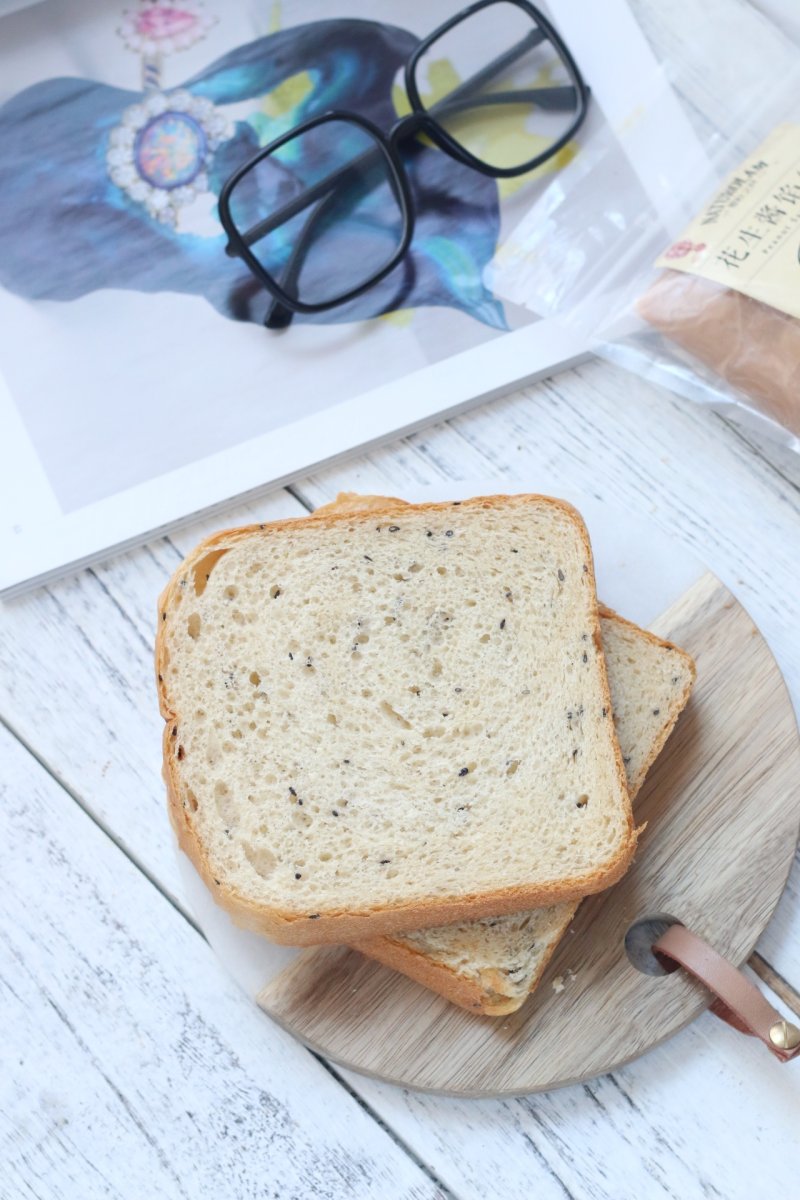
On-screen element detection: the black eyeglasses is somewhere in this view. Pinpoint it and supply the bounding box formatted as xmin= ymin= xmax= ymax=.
xmin=219 ymin=0 xmax=589 ymax=330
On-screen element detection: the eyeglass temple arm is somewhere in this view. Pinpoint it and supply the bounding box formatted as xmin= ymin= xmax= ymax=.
xmin=262 ymin=180 xmax=347 ymax=328
xmin=232 ymin=27 xmax=568 ymax=251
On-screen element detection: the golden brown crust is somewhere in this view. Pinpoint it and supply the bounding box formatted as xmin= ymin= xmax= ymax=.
xmin=156 ymin=492 xmax=637 ymax=947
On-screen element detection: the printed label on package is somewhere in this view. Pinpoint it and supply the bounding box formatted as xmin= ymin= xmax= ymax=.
xmin=655 ymin=123 xmax=800 ymax=319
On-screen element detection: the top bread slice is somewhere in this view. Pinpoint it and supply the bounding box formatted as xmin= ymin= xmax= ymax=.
xmin=354 ymin=604 xmax=695 ymax=1014
xmin=157 ymin=492 xmax=636 ymax=946
xmin=316 ymin=495 xmax=695 ymax=1012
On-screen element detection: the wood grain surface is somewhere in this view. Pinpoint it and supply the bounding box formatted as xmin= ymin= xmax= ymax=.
xmin=257 ymin=574 xmax=800 ymax=1094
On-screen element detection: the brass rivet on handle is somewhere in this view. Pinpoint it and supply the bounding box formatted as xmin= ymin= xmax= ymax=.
xmin=768 ymin=1019 xmax=800 ymax=1051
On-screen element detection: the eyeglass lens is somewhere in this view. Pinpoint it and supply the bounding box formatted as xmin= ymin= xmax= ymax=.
xmin=226 ymin=119 xmax=406 ymax=307
xmin=413 ymin=0 xmax=581 ymax=172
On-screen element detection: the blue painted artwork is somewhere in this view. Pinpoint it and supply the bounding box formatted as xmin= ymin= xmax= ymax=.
xmin=0 ymin=18 xmax=507 ymax=330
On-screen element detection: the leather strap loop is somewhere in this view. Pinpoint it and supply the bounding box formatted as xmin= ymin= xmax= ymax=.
xmin=653 ymin=925 xmax=800 ymax=1064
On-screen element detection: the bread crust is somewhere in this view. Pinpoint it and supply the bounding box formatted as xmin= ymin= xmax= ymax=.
xmin=157 ymin=492 xmax=637 ymax=947
xmin=351 ymin=918 xmax=573 ymax=1016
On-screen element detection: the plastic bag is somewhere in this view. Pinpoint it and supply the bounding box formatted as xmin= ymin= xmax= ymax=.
xmin=488 ymin=22 xmax=800 ymax=453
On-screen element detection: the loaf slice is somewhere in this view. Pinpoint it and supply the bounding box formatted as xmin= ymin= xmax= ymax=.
xmin=316 ymin=495 xmax=695 ymax=1014
xmin=354 ymin=608 xmax=695 ymax=1013
xmin=157 ymin=493 xmax=636 ymax=946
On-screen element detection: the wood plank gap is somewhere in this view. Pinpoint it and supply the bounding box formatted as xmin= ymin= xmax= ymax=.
xmin=314 ymin=1058 xmax=457 ymax=1200
xmin=85 ymin=567 xmax=156 ymax=657
xmin=284 ymin=483 xmax=316 ymax=513
xmin=0 ymin=711 xmax=203 ymax=938
xmin=716 ymin=418 xmax=800 ymax=500
xmin=748 ymin=951 xmax=800 ymax=1018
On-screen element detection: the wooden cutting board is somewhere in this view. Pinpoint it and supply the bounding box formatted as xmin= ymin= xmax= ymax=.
xmin=257 ymin=573 xmax=800 ymax=1096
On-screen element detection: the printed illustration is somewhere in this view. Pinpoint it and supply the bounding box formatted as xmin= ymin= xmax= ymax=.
xmin=0 ymin=1 xmax=514 ymax=329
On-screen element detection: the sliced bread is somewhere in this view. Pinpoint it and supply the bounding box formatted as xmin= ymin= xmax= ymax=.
xmin=316 ymin=495 xmax=695 ymax=1014
xmin=354 ymin=607 xmax=695 ymax=1013
xmin=157 ymin=493 xmax=636 ymax=946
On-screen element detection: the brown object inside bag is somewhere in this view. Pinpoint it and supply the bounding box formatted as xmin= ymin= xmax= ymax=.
xmin=636 ymin=269 xmax=800 ymax=438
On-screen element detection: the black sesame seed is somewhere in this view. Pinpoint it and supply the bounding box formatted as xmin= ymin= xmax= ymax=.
xmin=288 ymin=652 xmax=293 ymax=660
xmin=308 ymin=914 xmax=320 ymax=919
xmin=426 ymin=530 xmax=433 ymax=537
xmin=500 ymin=619 xmax=506 ymax=630
xmin=557 ymin=568 xmax=565 ymax=582
xmin=289 ymin=786 xmax=296 ymax=796
xmin=505 ymin=590 xmax=513 ymax=601
xmin=388 ymin=525 xmax=400 ymax=533
xmin=452 ymin=501 xmax=461 ymax=506
xmin=161 ymin=612 xmax=167 ymax=621
xmin=445 ymin=530 xmax=454 ymax=537
xmin=380 ymin=858 xmax=391 ymax=865
xmin=602 ymin=707 xmax=608 ymax=717
xmin=157 ymin=673 xmax=163 ymax=683
xmin=298 ymin=799 xmax=303 ymax=806
xmin=454 ymin=686 xmax=463 ymax=693
xmin=343 ymin=759 xmax=350 ymax=764
xmin=582 ymin=563 xmax=589 ymax=573
xmin=511 ymin=548 xmax=518 ymax=554
xmin=332 ymin=810 xmax=339 ymax=817
xmin=572 ymin=748 xmax=579 ymax=760
xmin=653 ymin=708 xmax=660 ymax=715
xmin=295 ymin=872 xmax=302 ymax=879
xmin=623 ymin=755 xmax=631 ymax=765
xmin=671 ymin=676 xmax=680 ymax=684
xmin=213 ymin=878 xmax=220 ymax=886
xmin=459 ymin=767 xmax=469 ymax=776
xmin=364 ymin=555 xmax=373 ymax=562
xmin=582 ymin=652 xmax=588 ymax=663
xmin=171 ymin=726 xmax=177 ymax=737
xmin=456 ymin=805 xmax=468 ymax=812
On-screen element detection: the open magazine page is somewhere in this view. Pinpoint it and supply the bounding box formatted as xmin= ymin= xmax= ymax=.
xmin=0 ymin=0 xmax=678 ymax=592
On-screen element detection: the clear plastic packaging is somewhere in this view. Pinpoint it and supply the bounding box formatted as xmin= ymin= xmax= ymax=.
xmin=488 ymin=40 xmax=800 ymax=453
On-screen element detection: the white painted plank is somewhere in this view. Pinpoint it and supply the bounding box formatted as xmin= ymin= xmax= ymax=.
xmin=0 ymin=725 xmax=441 ymax=1200
xmin=341 ymin=979 xmax=800 ymax=1200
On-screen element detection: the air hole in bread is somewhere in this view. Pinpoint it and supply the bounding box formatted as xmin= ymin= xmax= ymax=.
xmin=244 ymin=842 xmax=277 ymax=879
xmin=193 ymin=548 xmax=230 ymax=595
xmin=380 ymin=700 xmax=412 ymax=729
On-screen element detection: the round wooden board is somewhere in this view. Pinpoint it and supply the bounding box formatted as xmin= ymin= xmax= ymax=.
xmin=256 ymin=574 xmax=800 ymax=1096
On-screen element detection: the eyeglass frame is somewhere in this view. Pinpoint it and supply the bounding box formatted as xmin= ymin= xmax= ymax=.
xmin=218 ymin=0 xmax=590 ymax=326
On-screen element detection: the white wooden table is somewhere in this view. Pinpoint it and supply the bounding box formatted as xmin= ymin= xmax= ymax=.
xmin=3 ymin=1 xmax=800 ymax=1195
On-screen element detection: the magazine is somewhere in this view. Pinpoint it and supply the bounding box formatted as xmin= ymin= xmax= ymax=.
xmin=0 ymin=0 xmax=703 ymax=594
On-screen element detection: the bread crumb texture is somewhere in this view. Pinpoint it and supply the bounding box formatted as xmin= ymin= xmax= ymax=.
xmin=159 ymin=496 xmax=632 ymax=923
xmin=380 ymin=611 xmax=696 ymax=1006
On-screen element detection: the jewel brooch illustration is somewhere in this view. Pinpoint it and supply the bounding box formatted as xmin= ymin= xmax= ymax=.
xmin=107 ymin=1 xmax=233 ymax=226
